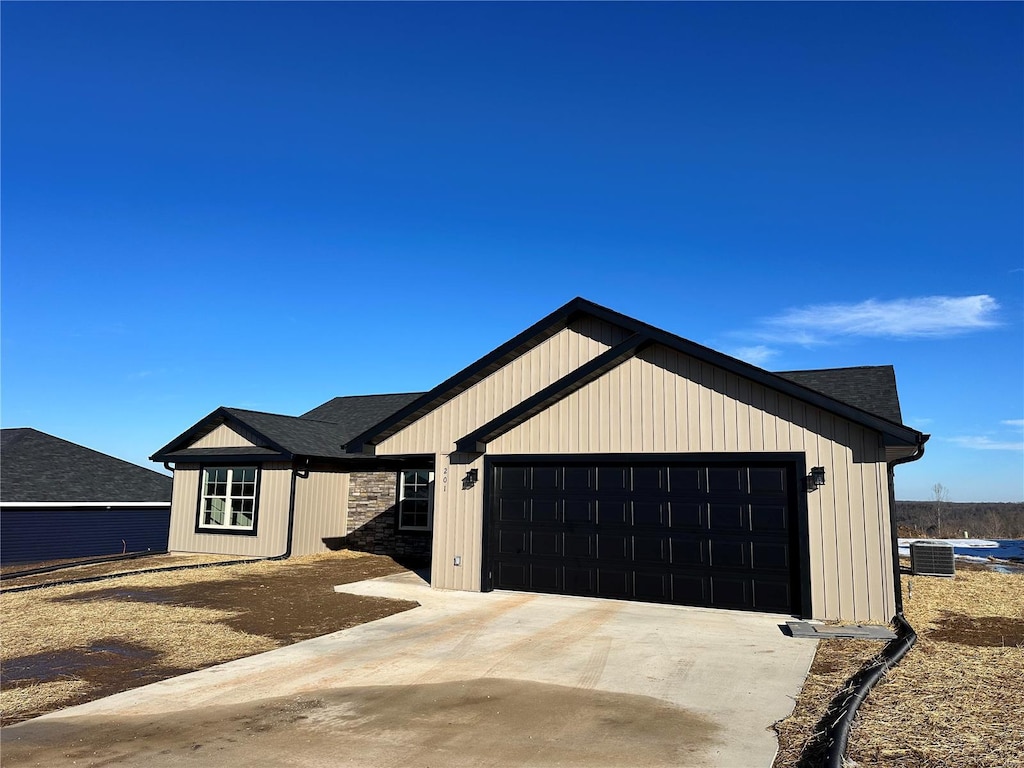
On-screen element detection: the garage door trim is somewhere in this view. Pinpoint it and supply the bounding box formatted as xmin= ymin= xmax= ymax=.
xmin=482 ymin=452 xmax=812 ymax=618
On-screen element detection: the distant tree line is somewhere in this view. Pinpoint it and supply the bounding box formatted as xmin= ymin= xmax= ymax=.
xmin=894 ymin=501 xmax=1024 ymax=539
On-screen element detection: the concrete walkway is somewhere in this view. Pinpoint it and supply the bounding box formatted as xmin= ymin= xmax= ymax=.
xmin=3 ymin=572 xmax=818 ymax=768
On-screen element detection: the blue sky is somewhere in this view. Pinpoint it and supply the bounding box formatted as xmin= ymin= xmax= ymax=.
xmin=2 ymin=2 xmax=1021 ymax=502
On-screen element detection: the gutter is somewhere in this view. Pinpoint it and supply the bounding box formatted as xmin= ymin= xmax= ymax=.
xmin=887 ymin=435 xmax=929 ymax=614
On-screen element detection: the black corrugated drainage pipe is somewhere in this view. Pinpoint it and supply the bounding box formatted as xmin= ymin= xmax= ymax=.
xmin=823 ymin=613 xmax=918 ymax=768
xmin=1 ymin=549 xmax=167 ymax=580
xmin=2 ymin=464 xmax=306 ymax=595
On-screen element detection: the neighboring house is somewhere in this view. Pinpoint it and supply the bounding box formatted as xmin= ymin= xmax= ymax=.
xmin=1 ymin=428 xmax=172 ymax=565
xmin=152 ymin=298 xmax=927 ymax=622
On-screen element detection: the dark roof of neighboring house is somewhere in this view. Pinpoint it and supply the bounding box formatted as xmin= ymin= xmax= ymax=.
xmin=151 ymin=393 xmax=424 ymax=462
xmin=775 ymin=366 xmax=904 ymax=425
xmin=1 ymin=428 xmax=173 ymax=503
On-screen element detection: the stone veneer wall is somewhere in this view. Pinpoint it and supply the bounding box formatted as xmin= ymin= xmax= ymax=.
xmin=344 ymin=471 xmax=432 ymax=560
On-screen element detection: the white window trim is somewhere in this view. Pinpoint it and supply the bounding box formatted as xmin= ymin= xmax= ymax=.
xmin=198 ymin=465 xmax=259 ymax=533
xmin=398 ymin=469 xmax=434 ymax=531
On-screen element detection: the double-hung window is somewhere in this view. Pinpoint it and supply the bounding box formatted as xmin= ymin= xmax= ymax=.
xmin=199 ymin=466 xmax=258 ymax=532
xmin=398 ymin=469 xmax=433 ymax=531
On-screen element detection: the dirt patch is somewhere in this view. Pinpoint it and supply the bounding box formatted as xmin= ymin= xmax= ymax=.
xmin=1 ymin=552 xmax=420 ymax=724
xmin=929 ymin=613 xmax=1024 ymax=647
xmin=52 ymin=556 xmax=415 ymax=643
xmin=1 ymin=678 xmax=717 ymax=768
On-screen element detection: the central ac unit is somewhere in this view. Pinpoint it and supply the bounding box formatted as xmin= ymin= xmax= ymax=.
xmin=910 ymin=540 xmax=956 ymax=577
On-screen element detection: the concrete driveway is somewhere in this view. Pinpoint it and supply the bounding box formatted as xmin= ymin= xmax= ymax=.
xmin=3 ymin=572 xmax=817 ymax=768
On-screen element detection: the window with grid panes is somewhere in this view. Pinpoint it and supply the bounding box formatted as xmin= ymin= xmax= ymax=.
xmin=398 ymin=469 xmax=433 ymax=530
xmin=199 ymin=466 xmax=258 ymax=531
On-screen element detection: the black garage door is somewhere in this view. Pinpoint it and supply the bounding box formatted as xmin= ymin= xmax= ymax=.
xmin=487 ymin=460 xmax=801 ymax=614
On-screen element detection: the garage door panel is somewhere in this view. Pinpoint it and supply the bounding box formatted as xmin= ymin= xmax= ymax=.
xmin=532 ymin=499 xmax=560 ymax=523
xmin=533 ymin=467 xmax=560 ymax=490
xmin=635 ymin=572 xmax=670 ymax=600
xmin=633 ymin=535 xmax=667 ymax=563
xmin=531 ymin=531 xmax=561 ymax=556
xmin=597 ymin=569 xmax=631 ymax=597
xmin=750 ymin=467 xmax=787 ymax=494
xmin=597 ymin=500 xmax=628 ymax=525
xmin=531 ymin=564 xmax=561 ymax=591
xmin=498 ymin=498 xmax=529 ymax=522
xmin=707 ymin=468 xmax=746 ymax=493
xmin=670 ymin=536 xmax=706 ymax=566
xmin=598 ymin=467 xmax=629 ymax=491
xmin=564 ymin=533 xmax=594 ymax=558
xmin=598 ymin=534 xmax=629 ymax=560
xmin=565 ymin=567 xmax=596 ymax=593
xmin=632 ymin=467 xmax=664 ymax=492
xmin=753 ymin=580 xmax=791 ymax=612
xmin=708 ymin=504 xmax=748 ymax=531
xmin=498 ymin=530 xmax=527 ymax=555
xmin=633 ymin=500 xmax=666 ymax=527
xmin=499 ymin=467 xmax=529 ymax=491
xmin=496 ymin=562 xmax=529 ymax=589
xmin=668 ymin=502 xmax=703 ymax=529
xmin=751 ymin=504 xmax=787 ymax=531
xmin=711 ymin=577 xmax=751 ymax=609
xmin=672 ymin=574 xmax=709 ymax=604
xmin=709 ymin=539 xmax=749 ymax=568
xmin=490 ymin=460 xmax=798 ymax=615
xmin=668 ymin=467 xmax=702 ymax=493
xmin=752 ymin=542 xmax=789 ymax=570
xmin=565 ymin=499 xmax=594 ymax=523
xmin=564 ymin=466 xmax=593 ymax=491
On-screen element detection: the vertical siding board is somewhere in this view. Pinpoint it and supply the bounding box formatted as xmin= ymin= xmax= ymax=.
xmin=749 ymin=383 xmax=765 ymax=451
xmin=724 ymin=374 xmax=739 ymax=452
xmin=696 ymin=364 xmax=712 ymax=451
xmin=292 ymin=470 xmax=349 ymax=557
xmin=822 ymin=413 xmax=851 ymax=620
xmin=191 ymin=424 xmax=258 ymax=448
xmin=845 ymin=424 xmax=871 ymax=621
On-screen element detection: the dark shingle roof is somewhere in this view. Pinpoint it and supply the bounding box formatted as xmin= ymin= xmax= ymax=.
xmin=151 ymin=393 xmax=425 ymax=461
xmin=774 ymin=366 xmax=903 ymax=424
xmin=300 ymin=393 xmax=424 ymax=441
xmin=1 ymin=428 xmax=172 ymax=503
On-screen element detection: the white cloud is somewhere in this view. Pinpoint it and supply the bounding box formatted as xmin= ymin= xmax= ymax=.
xmin=1002 ymin=419 xmax=1024 ymax=428
xmin=729 ymin=345 xmax=778 ymax=366
xmin=947 ymin=436 xmax=1024 ymax=451
xmin=754 ymin=295 xmax=999 ymax=343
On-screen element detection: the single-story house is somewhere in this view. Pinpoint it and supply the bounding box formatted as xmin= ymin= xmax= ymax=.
xmin=1 ymin=428 xmax=172 ymax=564
xmin=152 ymin=298 xmax=927 ymax=622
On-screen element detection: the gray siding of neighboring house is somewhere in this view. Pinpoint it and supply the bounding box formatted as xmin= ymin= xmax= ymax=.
xmin=1 ymin=506 xmax=171 ymax=565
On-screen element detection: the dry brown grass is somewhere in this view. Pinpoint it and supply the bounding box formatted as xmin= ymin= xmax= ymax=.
xmin=0 ymin=551 xmax=386 ymax=724
xmin=774 ymin=565 xmax=1024 ymax=768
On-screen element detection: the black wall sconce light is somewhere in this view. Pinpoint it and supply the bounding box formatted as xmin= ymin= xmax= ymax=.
xmin=463 ymin=468 xmax=479 ymax=489
xmin=808 ymin=466 xmax=826 ymax=491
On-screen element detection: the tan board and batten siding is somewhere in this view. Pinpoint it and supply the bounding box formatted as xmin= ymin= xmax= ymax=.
xmin=376 ymin=321 xmax=896 ymax=622
xmin=168 ymin=446 xmax=349 ymax=558
xmin=189 ymin=423 xmax=259 ymax=448
xmin=291 ymin=470 xmax=349 ymax=555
